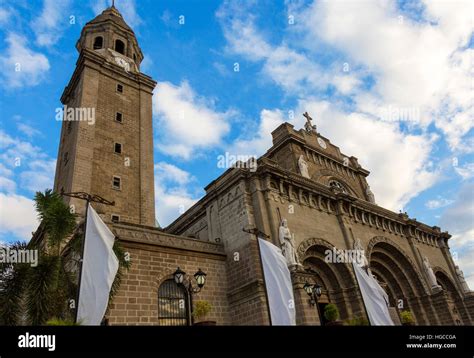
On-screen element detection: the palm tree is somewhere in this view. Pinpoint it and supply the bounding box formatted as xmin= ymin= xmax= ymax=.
xmin=0 ymin=189 xmax=130 ymax=325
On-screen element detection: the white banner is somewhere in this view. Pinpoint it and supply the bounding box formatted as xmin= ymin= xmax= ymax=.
xmin=77 ymin=204 xmax=119 ymax=325
xmin=258 ymin=238 xmax=296 ymax=325
xmin=353 ymin=262 xmax=394 ymax=326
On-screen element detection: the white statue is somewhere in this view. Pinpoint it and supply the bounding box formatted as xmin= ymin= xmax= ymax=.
xmin=298 ymin=155 xmax=310 ymax=179
xmin=366 ymin=184 xmax=375 ymax=203
xmin=455 ymin=265 xmax=471 ymax=293
xmin=423 ymin=256 xmax=441 ymax=290
xmin=279 ymin=219 xmax=298 ymax=266
xmin=353 ymin=238 xmax=369 ymax=267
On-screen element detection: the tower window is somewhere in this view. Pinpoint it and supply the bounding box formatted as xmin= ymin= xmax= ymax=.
xmin=111 ymin=214 xmax=120 ymax=223
xmin=67 ymin=121 xmax=72 ymax=133
xmin=115 ymin=112 xmax=123 ymax=123
xmin=63 ymin=152 xmax=69 ymax=166
xmin=93 ymin=36 xmax=103 ymax=50
xmin=133 ymin=53 xmax=136 ymax=62
xmin=116 ymin=83 xmax=123 ymax=93
xmin=112 ymin=176 xmax=121 ymax=190
xmin=115 ymin=39 xmax=125 ymax=54
xmin=114 ymin=142 xmax=122 ymax=154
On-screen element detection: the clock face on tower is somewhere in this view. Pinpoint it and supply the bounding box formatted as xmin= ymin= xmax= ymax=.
xmin=317 ymin=137 xmax=327 ymax=149
xmin=114 ymin=56 xmax=131 ymax=73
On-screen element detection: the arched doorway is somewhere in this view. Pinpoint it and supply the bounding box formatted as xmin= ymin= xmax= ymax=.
xmin=157 ymin=279 xmax=191 ymax=326
xmin=367 ymin=237 xmax=428 ymax=324
xmin=435 ymin=269 xmax=468 ymax=325
xmin=298 ymin=238 xmax=364 ymax=323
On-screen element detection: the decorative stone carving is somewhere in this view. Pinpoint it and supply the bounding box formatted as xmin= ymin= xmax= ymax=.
xmin=366 ymin=184 xmax=375 ymax=203
xmin=423 ymin=256 xmax=442 ymax=291
xmin=298 ymin=155 xmax=310 ymax=179
xmin=455 ymin=265 xmax=471 ymax=293
xmin=279 ymin=218 xmax=299 ymax=268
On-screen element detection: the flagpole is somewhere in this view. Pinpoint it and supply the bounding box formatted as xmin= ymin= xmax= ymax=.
xmin=243 ymin=228 xmax=273 ymax=326
xmin=351 ymin=262 xmax=372 ymax=326
xmin=60 ymin=190 xmax=115 ymax=324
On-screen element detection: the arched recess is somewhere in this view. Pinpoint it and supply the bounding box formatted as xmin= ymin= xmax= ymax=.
xmin=297 ymin=237 xmax=362 ymax=320
xmin=367 ymin=237 xmax=428 ymax=324
xmin=434 ymin=268 xmax=467 ymax=325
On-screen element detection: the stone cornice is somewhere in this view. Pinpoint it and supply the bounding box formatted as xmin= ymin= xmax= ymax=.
xmin=61 ymin=48 xmax=156 ymax=103
xmin=112 ymin=222 xmax=225 ymax=257
xmin=257 ymin=160 xmax=450 ymax=244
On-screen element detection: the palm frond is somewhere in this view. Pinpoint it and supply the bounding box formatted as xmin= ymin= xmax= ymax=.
xmin=0 ymin=241 xmax=30 ymax=325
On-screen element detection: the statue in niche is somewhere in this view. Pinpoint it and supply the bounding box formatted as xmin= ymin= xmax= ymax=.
xmin=455 ymin=265 xmax=471 ymax=293
xmin=279 ymin=219 xmax=298 ymax=267
xmin=423 ymin=256 xmax=441 ymax=290
xmin=298 ymin=155 xmax=310 ymax=179
xmin=366 ymin=184 xmax=376 ymax=204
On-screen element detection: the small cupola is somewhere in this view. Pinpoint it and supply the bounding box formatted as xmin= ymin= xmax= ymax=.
xmin=75 ymin=5 xmax=144 ymax=67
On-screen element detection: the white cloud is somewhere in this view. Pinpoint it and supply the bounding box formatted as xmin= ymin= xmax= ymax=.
xmin=0 ymin=163 xmax=13 ymax=178
xmin=20 ymin=159 xmax=56 ymax=193
xmin=0 ymin=33 xmax=50 ymax=88
xmin=154 ymin=161 xmax=194 ymax=186
xmin=440 ymin=182 xmax=474 ymax=289
xmin=425 ymin=197 xmax=455 ymax=209
xmin=17 ymin=123 xmax=42 ymax=138
xmin=0 ymin=5 xmax=14 ymax=28
xmin=153 ymin=81 xmax=231 ymax=159
xmin=0 ymin=193 xmax=39 ymax=240
xmin=154 ymin=163 xmax=200 ymax=227
xmin=298 ymin=0 xmax=473 ymax=151
xmin=229 ymin=109 xmax=286 ymax=157
xmin=454 ymin=162 xmax=474 ymax=180
xmin=0 ymin=131 xmax=56 ymax=194
xmin=32 ymin=0 xmax=72 ymax=46
xmin=0 ymin=176 xmax=16 ymax=193
xmin=216 ymin=4 xmax=333 ymax=95
xmin=302 ymin=100 xmax=440 ymax=210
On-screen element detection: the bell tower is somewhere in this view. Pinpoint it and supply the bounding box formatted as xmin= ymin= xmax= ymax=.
xmin=53 ymin=5 xmax=157 ymax=226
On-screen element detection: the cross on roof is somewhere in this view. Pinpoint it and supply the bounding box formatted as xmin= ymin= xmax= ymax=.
xmin=303 ymin=112 xmax=317 ymax=133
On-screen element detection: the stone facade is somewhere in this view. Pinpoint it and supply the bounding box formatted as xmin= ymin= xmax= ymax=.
xmin=55 ymin=6 xmax=473 ymax=326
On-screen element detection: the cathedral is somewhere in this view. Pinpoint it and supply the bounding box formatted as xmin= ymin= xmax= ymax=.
xmin=52 ymin=5 xmax=473 ymax=326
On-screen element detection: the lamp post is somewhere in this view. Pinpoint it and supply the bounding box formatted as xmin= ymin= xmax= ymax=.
xmin=303 ymin=282 xmax=323 ymax=324
xmin=173 ymin=267 xmax=207 ymax=325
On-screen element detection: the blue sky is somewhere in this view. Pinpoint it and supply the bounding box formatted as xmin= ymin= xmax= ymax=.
xmin=0 ymin=0 xmax=473 ymax=285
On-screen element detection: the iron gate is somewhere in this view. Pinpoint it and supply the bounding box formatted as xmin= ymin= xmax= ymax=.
xmin=157 ymin=279 xmax=190 ymax=326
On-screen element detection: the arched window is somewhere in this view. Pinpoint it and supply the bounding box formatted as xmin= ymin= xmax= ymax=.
xmin=328 ymin=180 xmax=347 ymax=193
xmin=133 ymin=53 xmax=137 ymax=62
xmin=158 ymin=279 xmax=190 ymax=326
xmin=115 ymin=39 xmax=125 ymax=54
xmin=93 ymin=36 xmax=103 ymax=50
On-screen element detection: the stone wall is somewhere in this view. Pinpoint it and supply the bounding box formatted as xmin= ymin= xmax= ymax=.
xmin=107 ymin=223 xmax=230 ymax=325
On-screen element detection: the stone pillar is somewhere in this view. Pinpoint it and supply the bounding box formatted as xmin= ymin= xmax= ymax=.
xmin=463 ymin=292 xmax=474 ymax=324
xmin=430 ymin=290 xmax=456 ymax=325
xmin=291 ymin=271 xmax=321 ymax=325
